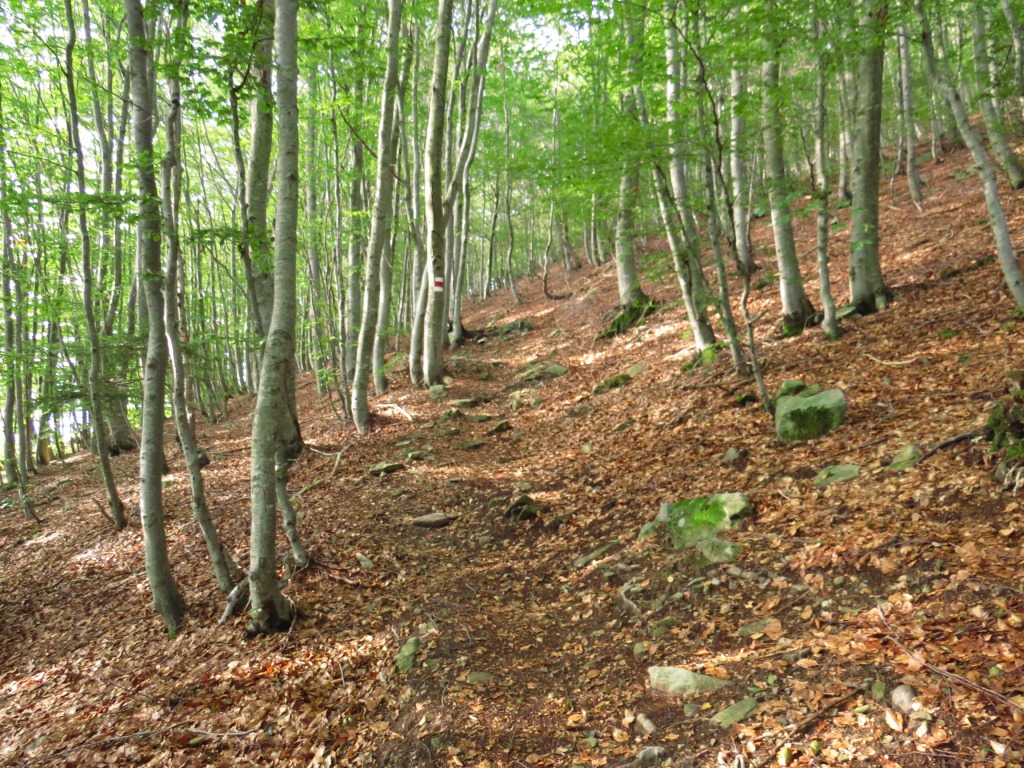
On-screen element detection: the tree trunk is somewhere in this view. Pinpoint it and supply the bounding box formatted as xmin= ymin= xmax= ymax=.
xmin=972 ymin=3 xmax=1024 ymax=189
xmin=813 ymin=19 xmax=840 ymax=340
xmin=66 ymin=0 xmax=127 ymax=529
xmin=351 ymin=0 xmax=404 ymax=432
xmin=249 ymin=0 xmax=302 ymax=633
xmin=898 ymin=26 xmax=924 ymax=205
xmin=915 ymin=0 xmax=1024 ymax=308
xmin=849 ymin=0 xmax=893 ymax=315
xmin=762 ymin=40 xmax=816 ymax=333
xmin=162 ymin=4 xmax=238 ymax=595
xmin=125 ymin=0 xmax=185 ymax=631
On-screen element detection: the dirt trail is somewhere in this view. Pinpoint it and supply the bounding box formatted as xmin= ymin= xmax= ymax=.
xmin=2 ymin=145 xmax=1024 ymax=767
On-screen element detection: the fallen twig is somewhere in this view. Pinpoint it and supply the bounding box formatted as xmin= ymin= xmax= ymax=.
xmin=876 ymin=606 xmax=1024 ymax=715
xmin=918 ymin=427 xmax=986 ymax=463
xmin=864 ymin=353 xmax=921 ymax=366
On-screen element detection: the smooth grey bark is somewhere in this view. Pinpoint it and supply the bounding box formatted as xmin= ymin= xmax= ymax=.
xmin=849 ymin=0 xmax=892 ymax=315
xmin=813 ymin=19 xmax=840 ymax=341
xmin=344 ymin=139 xmax=365 ymax=382
xmin=761 ymin=39 xmax=816 ymax=332
xmin=249 ymin=0 xmax=302 ymax=633
xmin=126 ymin=0 xmax=185 ymax=631
xmin=1000 ymin=0 xmax=1024 ymax=113
xmin=424 ymin=0 xmax=450 ymax=387
xmin=422 ymin=0 xmax=497 ymax=386
xmin=915 ymin=0 xmax=1024 ymax=308
xmin=161 ymin=9 xmax=238 ymax=596
xmin=67 ymin=0 xmax=127 ymax=530
xmin=246 ymin=0 xmax=276 ymax=339
xmin=613 ymin=3 xmax=649 ymax=309
xmin=730 ymin=67 xmax=755 ymax=273
xmin=351 ymin=0 xmax=404 ymax=432
xmin=897 ymin=26 xmax=924 ymax=205
xmin=972 ymin=3 xmax=1024 ymax=189
xmin=502 ymin=80 xmax=521 ymax=303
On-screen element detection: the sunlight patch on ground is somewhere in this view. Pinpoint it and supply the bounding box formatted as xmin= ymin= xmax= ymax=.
xmin=22 ymin=530 xmax=63 ymax=547
xmin=577 ymin=350 xmax=610 ymax=366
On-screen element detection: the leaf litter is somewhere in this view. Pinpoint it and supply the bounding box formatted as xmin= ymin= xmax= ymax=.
xmin=2 ymin=145 xmax=1024 ymax=767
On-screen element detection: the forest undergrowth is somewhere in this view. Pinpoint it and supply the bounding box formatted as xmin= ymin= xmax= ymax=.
xmin=2 ymin=144 xmax=1024 ymax=768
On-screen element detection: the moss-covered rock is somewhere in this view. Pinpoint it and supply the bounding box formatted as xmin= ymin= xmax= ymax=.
xmin=775 ymin=389 xmax=847 ymax=442
xmin=593 ymin=373 xmax=632 ymax=395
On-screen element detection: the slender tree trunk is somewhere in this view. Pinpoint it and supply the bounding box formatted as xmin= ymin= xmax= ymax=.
xmin=162 ymin=4 xmax=238 ymax=595
xmin=125 ymin=0 xmax=185 ymax=631
xmin=1000 ymin=0 xmax=1024 ymax=116
xmin=813 ymin=19 xmax=840 ymax=340
xmin=762 ymin=36 xmax=816 ymax=333
xmin=730 ymin=67 xmax=755 ymax=273
xmin=613 ymin=4 xmax=649 ymax=309
xmin=352 ymin=0 xmax=404 ymax=432
xmin=972 ymin=3 xmax=1024 ymax=189
xmin=915 ymin=0 xmax=1024 ymax=308
xmin=249 ymin=0 xmax=302 ymax=633
xmin=66 ymin=0 xmax=127 ymax=529
xmin=849 ymin=0 xmax=892 ymax=314
xmin=898 ymin=26 xmax=924 ymax=204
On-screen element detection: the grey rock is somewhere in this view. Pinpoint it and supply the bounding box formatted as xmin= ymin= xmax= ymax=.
xmin=627 ymin=363 xmax=648 ymax=377
xmin=891 ymin=684 xmax=917 ymax=714
xmin=545 ymin=363 xmax=568 ymax=377
xmin=710 ymin=697 xmax=759 ymax=728
xmin=648 ymin=666 xmax=729 ymax=697
xmin=487 ymin=420 xmax=511 ymax=436
xmin=411 ymin=512 xmax=453 ymax=529
xmin=775 ymin=389 xmax=847 ymax=442
xmin=429 ymin=384 xmax=447 ymax=402
xmin=453 ymin=440 xmax=485 ymax=450
xmin=370 ymin=461 xmax=405 ymax=476
xmin=631 ymin=746 xmax=668 ymax=767
xmin=775 ymin=379 xmax=806 ymax=400
xmin=450 ymin=398 xmax=479 ymax=408
xmin=813 ymin=463 xmax=861 ymax=487
xmin=505 ymin=494 xmax=541 ymax=521
xmin=466 ymin=671 xmax=494 ymax=685
xmin=888 ymin=444 xmax=923 ymax=471
xmin=635 ymin=713 xmax=657 ymax=736
xmin=395 ymin=636 xmax=421 ymax=672
xmin=355 ymin=552 xmax=374 ymax=569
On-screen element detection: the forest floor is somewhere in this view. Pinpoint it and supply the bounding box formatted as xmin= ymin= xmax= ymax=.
xmin=3 ymin=144 xmax=1024 ymax=768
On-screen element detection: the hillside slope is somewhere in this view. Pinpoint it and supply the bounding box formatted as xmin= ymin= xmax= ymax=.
xmin=2 ymin=146 xmax=1023 ymax=768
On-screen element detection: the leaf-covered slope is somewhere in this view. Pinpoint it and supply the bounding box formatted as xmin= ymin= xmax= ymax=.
xmin=2 ymin=145 xmax=1023 ymax=767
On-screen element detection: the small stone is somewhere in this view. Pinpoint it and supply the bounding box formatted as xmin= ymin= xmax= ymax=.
xmin=467 ymin=414 xmax=492 ymax=423
xmin=411 ymin=512 xmax=453 ymax=528
xmin=450 ymin=398 xmax=479 ymax=408
xmin=710 ymin=697 xmax=758 ymax=728
xmin=891 ymin=684 xmax=917 ymax=714
xmin=813 ymin=464 xmax=861 ymax=487
xmin=486 ymin=420 xmax=511 ymax=435
xmin=429 ymin=384 xmax=447 ymax=402
xmin=505 ymin=494 xmax=541 ymax=521
xmin=369 ymin=461 xmax=405 ymax=476
xmin=627 ymin=363 xmax=648 ymax=377
xmin=682 ymin=702 xmax=701 ymax=717
xmin=514 ymin=481 xmax=532 ymax=491
xmin=466 ymin=671 xmax=494 ymax=685
xmin=633 ymin=642 xmax=648 ymax=658
xmin=407 ymin=451 xmax=430 ymax=461
xmin=355 ymin=552 xmax=374 ymax=569
xmin=544 ymin=363 xmax=568 ymax=377
xmin=635 ymin=713 xmax=657 ymax=736
xmin=453 ymin=440 xmax=485 ymax=450
xmin=395 ymin=636 xmax=421 ymax=672
xmin=871 ymin=681 xmax=886 ymax=701
xmin=888 ymin=444 xmax=923 ymax=471
xmin=632 ymin=747 xmax=669 ymax=768
xmin=833 ymin=575 xmax=846 ymax=587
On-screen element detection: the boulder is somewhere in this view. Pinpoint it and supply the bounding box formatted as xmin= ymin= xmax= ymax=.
xmin=775 ymin=389 xmax=847 ymax=442
xmin=813 ymin=463 xmax=860 ymax=486
xmin=648 ymin=666 xmax=729 ymax=697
